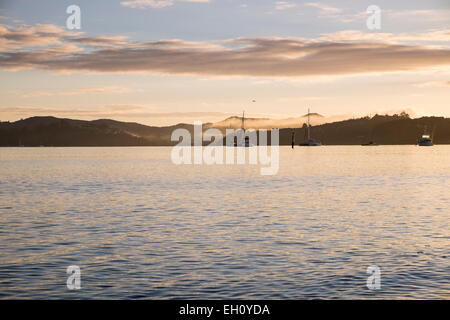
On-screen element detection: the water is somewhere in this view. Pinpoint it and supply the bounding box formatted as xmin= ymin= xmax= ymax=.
xmin=0 ymin=146 xmax=449 ymax=299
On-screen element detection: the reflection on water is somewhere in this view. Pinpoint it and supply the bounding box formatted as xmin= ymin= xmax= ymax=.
xmin=0 ymin=146 xmax=449 ymax=299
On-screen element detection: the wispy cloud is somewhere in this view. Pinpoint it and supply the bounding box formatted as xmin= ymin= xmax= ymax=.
xmin=305 ymin=2 xmax=342 ymax=16
xmin=0 ymin=104 xmax=151 ymax=117
xmin=302 ymin=4 xmax=450 ymax=24
xmin=414 ymin=81 xmax=450 ymax=88
xmin=0 ymin=23 xmax=80 ymax=51
xmin=339 ymin=8 xmax=450 ymax=24
xmin=1 ymin=23 xmax=450 ymax=78
xmin=0 ymin=105 xmax=229 ymax=122
xmin=120 ymin=0 xmax=174 ymax=9
xmin=120 ymin=0 xmax=211 ymax=9
xmin=303 ymin=2 xmax=365 ymax=23
xmin=21 ymin=86 xmax=138 ymax=98
xmin=275 ymin=2 xmax=296 ymax=11
xmin=387 ymin=9 xmax=450 ymax=22
xmin=318 ymin=29 xmax=450 ymax=44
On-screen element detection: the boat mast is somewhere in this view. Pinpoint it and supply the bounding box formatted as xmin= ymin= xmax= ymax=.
xmin=307 ymin=108 xmax=311 ymax=140
xmin=242 ymin=111 xmax=245 ymax=132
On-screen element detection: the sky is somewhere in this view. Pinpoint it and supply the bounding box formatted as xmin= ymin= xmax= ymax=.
xmin=0 ymin=0 xmax=449 ymax=125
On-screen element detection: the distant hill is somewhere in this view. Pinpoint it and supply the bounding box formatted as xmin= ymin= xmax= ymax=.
xmin=0 ymin=116 xmax=194 ymax=146
xmin=208 ymin=113 xmax=326 ymax=130
xmin=279 ymin=114 xmax=450 ymax=145
xmin=1 ymin=114 xmax=450 ymax=146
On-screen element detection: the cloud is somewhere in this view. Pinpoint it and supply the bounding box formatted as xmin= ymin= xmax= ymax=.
xmin=414 ymin=81 xmax=450 ymax=88
xmin=319 ymin=29 xmax=450 ymax=44
xmin=1 ymin=23 xmax=450 ymax=78
xmin=0 ymin=105 xmax=228 ymax=122
xmin=305 ymin=2 xmax=342 ymax=16
xmin=21 ymin=86 xmax=138 ymax=98
xmin=303 ymin=2 xmax=366 ymax=23
xmin=302 ymin=5 xmax=450 ymax=24
xmin=275 ymin=2 xmax=296 ymax=11
xmin=387 ymin=9 xmax=450 ymax=22
xmin=120 ymin=0 xmax=211 ymax=9
xmin=120 ymin=0 xmax=174 ymax=8
xmin=68 ymin=86 xmax=137 ymax=94
xmin=21 ymin=91 xmax=54 ymax=98
xmin=0 ymin=105 xmax=150 ymax=117
xmin=0 ymin=23 xmax=79 ymax=51
xmin=70 ymin=36 xmax=129 ymax=48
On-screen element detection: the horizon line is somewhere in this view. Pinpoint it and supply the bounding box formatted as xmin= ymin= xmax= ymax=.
xmin=2 ymin=112 xmax=448 ymax=128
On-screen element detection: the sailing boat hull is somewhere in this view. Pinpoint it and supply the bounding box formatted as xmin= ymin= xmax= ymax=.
xmin=418 ymin=133 xmax=433 ymax=146
xmin=299 ymin=139 xmax=321 ymax=146
xmin=299 ymin=108 xmax=321 ymax=146
xmin=418 ymin=139 xmax=433 ymax=146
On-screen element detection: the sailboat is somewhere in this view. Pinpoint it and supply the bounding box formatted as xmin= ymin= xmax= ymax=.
xmin=234 ymin=111 xmax=253 ymax=147
xmin=299 ymin=108 xmax=321 ymax=146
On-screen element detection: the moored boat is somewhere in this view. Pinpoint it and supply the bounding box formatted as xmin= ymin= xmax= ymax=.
xmin=299 ymin=108 xmax=321 ymax=146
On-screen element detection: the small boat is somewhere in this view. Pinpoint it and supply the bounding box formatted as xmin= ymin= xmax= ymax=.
xmin=418 ymin=134 xmax=433 ymax=146
xmin=299 ymin=108 xmax=321 ymax=146
xmin=362 ymin=141 xmax=379 ymax=146
xmin=418 ymin=126 xmax=434 ymax=146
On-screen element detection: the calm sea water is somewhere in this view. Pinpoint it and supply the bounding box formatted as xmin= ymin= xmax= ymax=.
xmin=0 ymin=146 xmax=449 ymax=299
